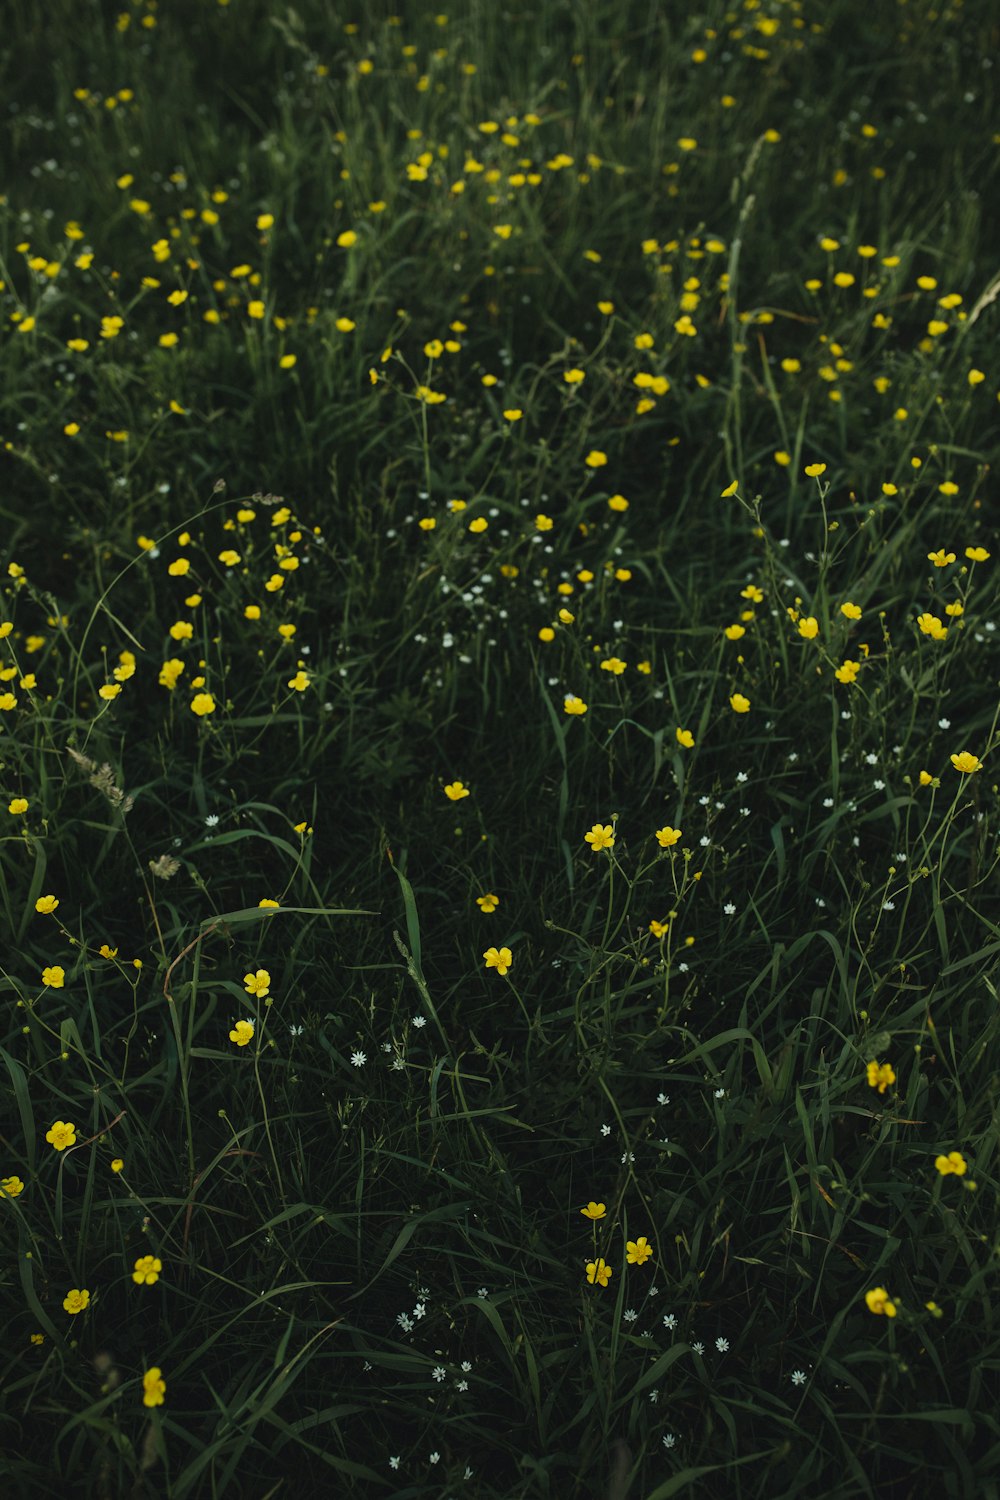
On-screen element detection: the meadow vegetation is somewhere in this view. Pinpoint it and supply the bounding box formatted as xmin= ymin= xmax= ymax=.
xmin=1 ymin=0 xmax=999 ymax=1495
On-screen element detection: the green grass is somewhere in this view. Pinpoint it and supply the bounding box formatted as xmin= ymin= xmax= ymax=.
xmin=1 ymin=1 xmax=999 ymax=1495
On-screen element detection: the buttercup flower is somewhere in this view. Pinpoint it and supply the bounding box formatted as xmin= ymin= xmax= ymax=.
xmin=867 ymin=1060 xmax=896 ymax=1094
xmin=626 ymin=1237 xmax=653 ymax=1265
xmin=483 ymin=946 xmax=512 ymax=976
xmin=35 ymin=895 xmax=59 ymax=914
xmin=229 ymin=1019 xmax=255 ymax=1046
xmin=244 ymin=969 xmax=270 ymax=997
xmin=655 ymin=826 xmax=682 ymax=848
xmin=950 ymin=752 xmax=982 ymax=774
xmin=865 ymin=1287 xmax=896 ymax=1317
xmin=63 ymin=1288 xmax=90 ymax=1315
xmin=444 ymin=781 xmax=470 ymax=800
xmin=586 ymin=1258 xmax=612 ymax=1286
xmin=1 ymin=1175 xmax=25 ymax=1197
xmin=133 ymin=1254 xmax=162 ymax=1286
xmin=46 ymin=1120 xmax=76 ymax=1151
xmin=935 ymin=1150 xmax=967 ymax=1176
xmin=584 ymin=824 xmax=615 ymax=851
xmin=580 ymin=1202 xmax=606 ymax=1220
xmin=476 ymin=893 xmax=499 ymax=912
xmin=142 ymin=1367 xmax=167 ymax=1407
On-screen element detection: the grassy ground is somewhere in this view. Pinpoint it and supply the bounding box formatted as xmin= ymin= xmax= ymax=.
xmin=1 ymin=1 xmax=999 ymax=1496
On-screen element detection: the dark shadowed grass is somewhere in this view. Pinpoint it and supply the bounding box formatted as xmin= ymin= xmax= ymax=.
xmin=1 ymin=1 xmax=999 ymax=1497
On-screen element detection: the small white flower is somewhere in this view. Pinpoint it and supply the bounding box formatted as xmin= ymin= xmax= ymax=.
xmin=873 ymin=778 xmax=885 ymax=790
xmin=736 ymin=771 xmax=748 ymax=783
xmin=657 ymin=1093 xmax=670 ymax=1105
xmin=413 ymin=1302 xmax=426 ymax=1319
xmin=429 ymin=1450 xmax=440 ymax=1464
xmin=465 ymin=1466 xmax=474 ymax=1479
xmin=723 ymin=902 xmax=736 ymax=915
xmin=823 ymin=797 xmax=834 ymax=808
xmin=692 ymin=1341 xmax=704 ymax=1354
xmin=624 ymin=1308 xmax=637 ymax=1322
xmin=456 ymin=1378 xmax=469 ymax=1391
xmin=649 ymin=1285 xmax=659 ymax=1296
xmin=716 ymin=1337 xmax=729 ymax=1352
xmin=678 ymin=962 xmax=688 ymax=972
xmin=204 ymin=814 xmax=220 ymax=827
xmin=412 ymin=1014 xmax=427 ymax=1028
xmin=882 ymin=900 xmax=895 ymax=911
xmin=600 ymin=1124 xmax=611 ymax=1137
xmin=649 ymin=1389 xmax=659 ymax=1403
xmin=938 ymin=717 xmax=951 ymax=729
xmin=477 ymin=1286 xmax=489 ymax=1298
xmin=621 ymin=1151 xmax=635 ymax=1164
xmin=389 ymin=1456 xmax=400 ymax=1470
xmin=699 ymin=835 xmax=710 ymax=847
xmin=791 ymin=1369 xmax=807 ymax=1386
xmin=662 ymin=1313 xmax=677 ymax=1330
xmin=865 ymin=752 xmax=879 ymax=766
xmin=461 ymin=1360 xmax=472 ymax=1372
xmin=662 ymin=1433 xmax=676 ymax=1449
xmin=351 ymin=1050 xmax=366 ymax=1067
xmin=396 ymin=1313 xmax=413 ymax=1333
xmin=432 ymin=1366 xmax=446 ymax=1382
xmin=288 ymin=1023 xmax=304 ymax=1037
xmin=740 ymin=806 xmax=750 ymax=816
xmin=714 ymin=1088 xmax=726 ymax=1099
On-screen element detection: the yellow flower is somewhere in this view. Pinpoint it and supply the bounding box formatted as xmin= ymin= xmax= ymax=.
xmin=1 ymin=1175 xmax=25 ymax=1197
xmin=584 ymin=824 xmax=615 ymax=852
xmin=476 ymin=893 xmax=499 ymax=913
xmin=655 ymin=826 xmax=682 ymax=848
xmin=35 ymin=894 xmax=59 ymax=914
xmin=730 ymin=693 xmax=751 ymax=713
xmin=229 ymin=1019 xmax=255 ymax=1047
xmin=927 ymin=549 xmax=956 ymax=568
xmin=950 ymin=751 xmax=982 ymax=774
xmin=935 ymin=1150 xmax=967 ymax=1176
xmin=804 ymin=462 xmax=827 ymax=478
xmin=626 ymin=1236 xmax=653 ymax=1265
xmin=563 ymin=695 xmax=588 ymax=715
xmin=676 ymin=727 xmax=695 ymax=748
xmin=586 ymin=1258 xmax=612 ymax=1287
xmin=584 ymin=450 xmax=608 ymax=468
xmin=483 ymin=946 xmax=512 ymax=976
xmin=41 ymin=966 xmax=65 ymax=988
xmin=721 ymin=480 xmax=738 ymax=497
xmin=444 ymin=780 xmax=470 ymax=801
xmin=111 ymin=1158 xmax=124 ymax=1173
xmin=244 ymin=969 xmax=271 ymax=997
xmin=866 ymin=1060 xmax=896 ymax=1094
xmin=840 ymin=601 xmax=862 ymax=620
xmin=63 ymin=1288 xmax=91 ymax=1315
xmin=865 ymin=1286 xmax=897 ymax=1317
xmin=142 ymin=1367 xmax=167 ymax=1408
xmin=965 ymin=546 xmax=990 ymax=563
xmin=834 ymin=660 xmax=860 ymax=684
xmin=133 ymin=1254 xmax=162 ymax=1286
xmin=190 ymin=693 xmax=216 ymax=716
xmin=580 ymin=1201 xmax=606 ymax=1220
xmin=8 ymin=797 xmax=29 ymax=814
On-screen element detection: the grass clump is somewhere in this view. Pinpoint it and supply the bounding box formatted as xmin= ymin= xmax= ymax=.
xmin=1 ymin=1 xmax=999 ymax=1496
